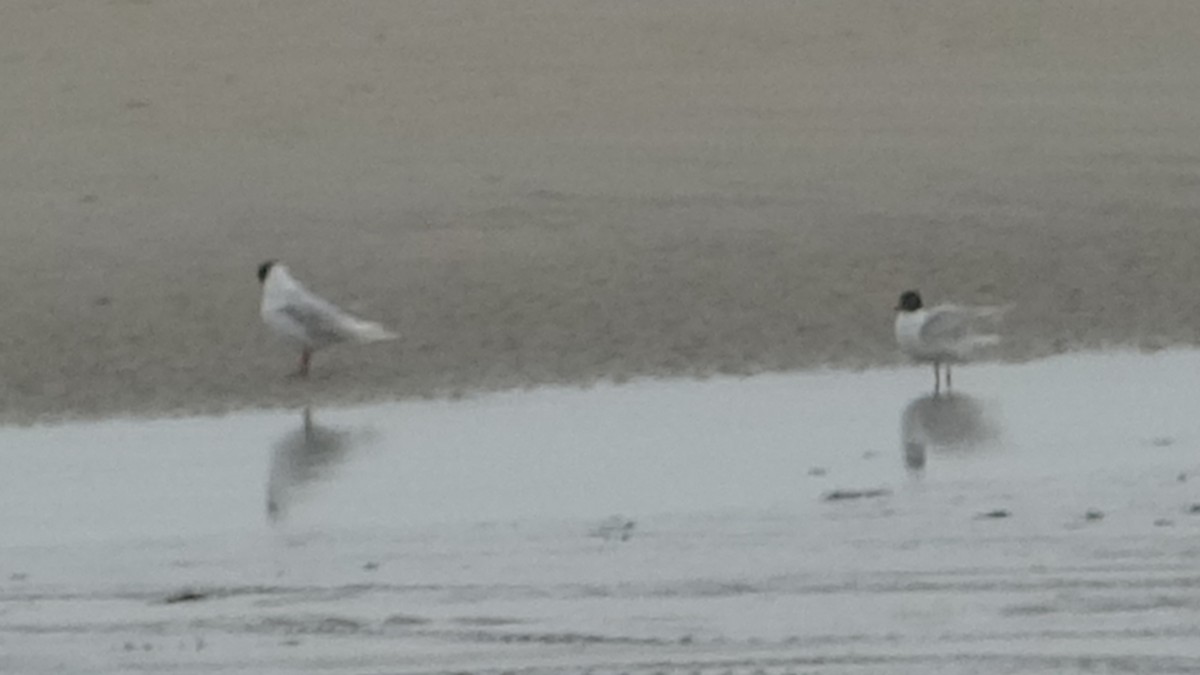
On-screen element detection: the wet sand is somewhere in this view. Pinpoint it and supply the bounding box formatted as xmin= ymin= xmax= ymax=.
xmin=4 ymin=351 xmax=1200 ymax=673
xmin=4 ymin=1 xmax=1200 ymax=420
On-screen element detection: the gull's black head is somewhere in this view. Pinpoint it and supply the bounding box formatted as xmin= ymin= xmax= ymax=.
xmin=896 ymin=290 xmax=923 ymax=312
xmin=257 ymin=260 xmax=277 ymax=284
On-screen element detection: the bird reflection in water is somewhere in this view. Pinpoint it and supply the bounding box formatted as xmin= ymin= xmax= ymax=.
xmin=901 ymin=393 xmax=1000 ymax=473
xmin=266 ymin=407 xmax=370 ymax=522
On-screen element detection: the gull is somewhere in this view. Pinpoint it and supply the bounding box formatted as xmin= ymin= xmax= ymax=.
xmin=258 ymin=260 xmax=397 ymax=377
xmin=894 ymin=290 xmax=1008 ymax=394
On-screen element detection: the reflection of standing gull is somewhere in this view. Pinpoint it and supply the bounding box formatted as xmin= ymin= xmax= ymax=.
xmin=266 ymin=407 xmax=361 ymax=522
xmin=894 ymin=290 xmax=1009 ymax=395
xmin=901 ymin=393 xmax=999 ymax=472
xmin=257 ymin=260 xmax=398 ymax=377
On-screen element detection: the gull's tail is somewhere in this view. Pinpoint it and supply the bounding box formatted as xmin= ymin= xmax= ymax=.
xmin=970 ymin=304 xmax=1012 ymax=347
xmin=345 ymin=319 xmax=399 ymax=343
xmin=973 ymin=303 xmax=1015 ymax=322
xmin=955 ymin=304 xmax=1011 ymax=356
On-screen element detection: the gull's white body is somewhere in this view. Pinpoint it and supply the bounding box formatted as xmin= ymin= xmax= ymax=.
xmin=894 ymin=298 xmax=1007 ymax=394
xmin=894 ymin=304 xmax=1003 ymax=364
xmin=260 ymin=264 xmax=396 ymax=373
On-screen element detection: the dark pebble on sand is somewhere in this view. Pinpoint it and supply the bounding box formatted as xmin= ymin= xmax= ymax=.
xmin=822 ymin=488 xmax=890 ymax=501
xmin=163 ymin=589 xmax=208 ymax=604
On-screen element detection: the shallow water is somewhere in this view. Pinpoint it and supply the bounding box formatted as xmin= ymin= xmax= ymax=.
xmin=3 ymin=351 xmax=1200 ymax=673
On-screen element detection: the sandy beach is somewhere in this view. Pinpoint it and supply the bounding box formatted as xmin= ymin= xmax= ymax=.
xmin=4 ymin=0 xmax=1200 ymax=420
xmin=6 ymin=6 xmax=1200 ymax=670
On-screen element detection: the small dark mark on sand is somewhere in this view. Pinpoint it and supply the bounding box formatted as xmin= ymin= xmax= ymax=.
xmin=590 ymin=516 xmax=636 ymax=541
xmin=977 ymin=509 xmax=1011 ymax=519
xmin=822 ymin=488 xmax=890 ymax=502
xmin=383 ymin=614 xmax=432 ymax=627
xmin=163 ymin=589 xmax=208 ymax=604
xmin=1084 ymin=508 xmax=1105 ymax=521
xmin=453 ymin=616 xmax=526 ymax=627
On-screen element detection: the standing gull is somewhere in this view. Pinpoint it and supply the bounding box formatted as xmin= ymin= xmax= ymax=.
xmin=258 ymin=260 xmax=397 ymax=377
xmin=894 ymin=290 xmax=1008 ymax=394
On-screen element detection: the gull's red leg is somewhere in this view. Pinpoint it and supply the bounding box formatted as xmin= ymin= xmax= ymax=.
xmin=299 ymin=348 xmax=311 ymax=377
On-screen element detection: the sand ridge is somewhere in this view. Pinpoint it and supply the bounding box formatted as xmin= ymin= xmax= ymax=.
xmin=3 ymin=0 xmax=1200 ymax=420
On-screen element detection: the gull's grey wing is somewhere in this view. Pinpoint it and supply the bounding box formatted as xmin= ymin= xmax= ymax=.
xmin=918 ymin=306 xmax=974 ymax=344
xmin=278 ymin=298 xmax=352 ymax=347
xmin=920 ymin=304 xmax=1007 ymax=350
